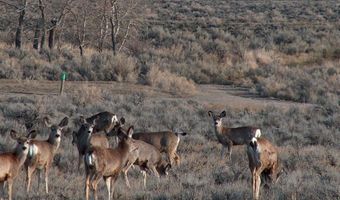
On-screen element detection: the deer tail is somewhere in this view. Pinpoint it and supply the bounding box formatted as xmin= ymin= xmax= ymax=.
xmin=85 ymin=149 xmax=96 ymax=168
xmin=249 ymin=137 xmax=261 ymax=167
xmin=175 ymin=132 xmax=187 ymax=136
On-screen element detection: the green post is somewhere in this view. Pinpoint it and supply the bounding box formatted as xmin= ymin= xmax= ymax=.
xmin=60 ymin=71 xmax=67 ymax=95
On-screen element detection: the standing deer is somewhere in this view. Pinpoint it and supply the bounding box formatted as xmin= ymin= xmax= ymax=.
xmin=247 ymin=137 xmax=283 ymax=200
xmin=116 ymin=126 xmax=171 ymax=188
xmin=25 ymin=116 xmax=69 ymax=194
xmin=0 ymin=130 xmax=35 ymax=200
xmin=110 ymin=117 xmax=187 ymax=166
xmin=84 ymin=126 xmax=139 ymax=200
xmin=72 ymin=118 xmax=109 ymax=170
xmin=208 ymin=110 xmax=261 ymax=160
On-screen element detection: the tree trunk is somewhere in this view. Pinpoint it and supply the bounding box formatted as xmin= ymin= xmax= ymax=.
xmin=79 ymin=45 xmax=84 ymax=56
xmin=33 ymin=22 xmax=40 ymax=50
xmin=98 ymin=0 xmax=108 ymax=52
xmin=39 ymin=0 xmax=45 ymax=49
xmin=110 ymin=18 xmax=116 ymax=55
xmin=40 ymin=18 xmax=45 ymax=49
xmin=15 ymin=1 xmax=26 ymax=49
xmin=48 ymin=19 xmax=58 ymax=49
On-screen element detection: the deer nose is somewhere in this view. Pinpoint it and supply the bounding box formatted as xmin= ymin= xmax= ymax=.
xmin=214 ymin=122 xmax=218 ymax=125
xmin=23 ymin=146 xmax=27 ymax=150
xmin=55 ymin=134 xmax=60 ymax=138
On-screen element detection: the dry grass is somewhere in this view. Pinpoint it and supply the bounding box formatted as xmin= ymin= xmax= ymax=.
xmin=146 ymin=65 xmax=197 ymax=96
xmin=0 ymin=84 xmax=338 ymax=199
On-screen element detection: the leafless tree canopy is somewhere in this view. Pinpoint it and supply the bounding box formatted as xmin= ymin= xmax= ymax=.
xmin=0 ymin=0 xmax=144 ymax=54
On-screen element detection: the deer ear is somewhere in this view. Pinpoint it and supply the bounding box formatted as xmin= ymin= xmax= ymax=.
xmin=28 ymin=130 xmax=37 ymax=139
xmin=59 ymin=117 xmax=69 ymax=128
xmin=44 ymin=117 xmax=52 ymax=127
xmin=120 ymin=117 xmax=125 ymax=125
xmin=10 ymin=130 xmax=18 ymax=140
xmin=127 ymin=126 xmax=134 ymax=138
xmin=208 ymin=111 xmax=213 ymax=117
xmin=220 ymin=111 xmax=226 ymax=118
xmin=166 ymin=163 xmax=172 ymax=170
xmin=92 ymin=116 xmax=100 ymax=126
xmin=79 ymin=116 xmax=86 ymax=124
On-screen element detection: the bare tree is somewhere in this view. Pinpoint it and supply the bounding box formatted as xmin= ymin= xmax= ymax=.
xmin=0 ymin=0 xmax=28 ymax=48
xmin=68 ymin=0 xmax=94 ymax=56
xmin=109 ymin=0 xmax=139 ymax=54
xmin=97 ymin=0 xmax=109 ymax=52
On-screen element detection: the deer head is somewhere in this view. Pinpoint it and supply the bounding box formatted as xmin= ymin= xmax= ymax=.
xmin=208 ymin=110 xmax=226 ymax=127
xmin=44 ymin=116 xmax=69 ymax=144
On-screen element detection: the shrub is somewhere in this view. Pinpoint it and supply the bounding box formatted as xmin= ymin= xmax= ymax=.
xmin=146 ymin=65 xmax=197 ymax=96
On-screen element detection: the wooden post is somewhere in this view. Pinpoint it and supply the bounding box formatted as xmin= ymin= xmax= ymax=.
xmin=60 ymin=72 xmax=66 ymax=95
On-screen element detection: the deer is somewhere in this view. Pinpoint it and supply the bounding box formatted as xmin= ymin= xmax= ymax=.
xmin=247 ymin=137 xmax=283 ymax=200
xmin=79 ymin=111 xmax=119 ymax=135
xmin=110 ymin=117 xmax=187 ymax=166
xmin=208 ymin=110 xmax=262 ymax=160
xmin=25 ymin=116 xmax=69 ymax=194
xmin=84 ymin=126 xmax=139 ymax=200
xmin=0 ymin=130 xmax=35 ymax=200
xmin=116 ymin=126 xmax=171 ymax=188
xmin=72 ymin=117 xmax=110 ymax=170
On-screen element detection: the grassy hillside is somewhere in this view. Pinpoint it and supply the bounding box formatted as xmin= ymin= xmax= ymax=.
xmin=0 ymin=0 xmax=339 ymax=104
xmin=0 ymin=0 xmax=339 ymax=199
xmin=0 ymin=84 xmax=339 ymax=199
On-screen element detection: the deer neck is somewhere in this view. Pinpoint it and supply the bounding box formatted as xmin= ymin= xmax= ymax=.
xmin=214 ymin=125 xmax=224 ymax=136
xmin=47 ymin=137 xmax=61 ymax=153
xmin=118 ymin=140 xmax=132 ymax=164
xmin=14 ymin=148 xmax=28 ymax=167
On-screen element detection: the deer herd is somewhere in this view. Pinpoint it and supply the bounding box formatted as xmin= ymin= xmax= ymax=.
xmin=0 ymin=110 xmax=284 ymax=200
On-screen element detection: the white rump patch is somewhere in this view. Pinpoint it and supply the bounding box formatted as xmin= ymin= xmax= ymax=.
xmin=255 ymin=129 xmax=261 ymax=138
xmin=250 ymin=137 xmax=261 ymax=153
xmin=257 ymin=145 xmax=261 ymax=153
xmin=251 ymin=137 xmax=257 ymax=144
xmin=86 ymin=153 xmax=95 ymax=166
xmin=28 ymin=144 xmax=38 ymax=158
xmin=112 ymin=115 xmax=118 ymax=123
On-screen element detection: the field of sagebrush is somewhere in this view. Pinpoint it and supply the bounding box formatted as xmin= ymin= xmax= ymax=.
xmin=1 ymin=0 xmax=339 ymax=104
xmin=0 ymin=0 xmax=339 ymax=199
xmin=0 ymin=84 xmax=339 ymax=199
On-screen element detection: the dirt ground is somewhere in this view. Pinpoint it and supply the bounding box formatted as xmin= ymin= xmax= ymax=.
xmin=0 ymin=79 xmax=314 ymax=111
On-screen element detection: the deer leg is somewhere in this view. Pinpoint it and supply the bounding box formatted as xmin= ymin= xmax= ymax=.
xmin=122 ymin=165 xmax=132 ymax=189
xmin=44 ymin=166 xmax=49 ymax=194
xmin=220 ymin=146 xmax=226 ymax=159
xmin=104 ymin=177 xmax=112 ymax=200
xmin=85 ymin=173 xmax=91 ymax=200
xmin=7 ymin=179 xmax=13 ymax=200
xmin=0 ymin=182 xmax=4 ymax=199
xmin=255 ymin=173 xmax=261 ymax=200
xmin=26 ymin=166 xmax=35 ymax=193
xmin=78 ymin=151 xmax=82 ymax=171
xmin=110 ymin=174 xmax=119 ymax=199
xmin=227 ymin=142 xmax=233 ymax=161
xmin=174 ymin=152 xmax=181 ymax=165
xmin=139 ymin=170 xmax=146 ymax=188
xmin=251 ymin=170 xmax=256 ymax=200
xmin=92 ymin=174 xmax=102 ymax=200
xmin=37 ymin=169 xmax=41 ymax=192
